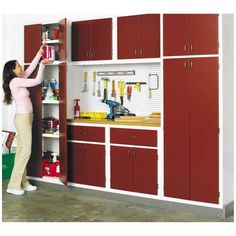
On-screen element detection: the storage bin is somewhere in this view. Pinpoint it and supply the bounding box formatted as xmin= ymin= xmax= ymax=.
xmin=2 ymin=153 xmax=15 ymax=180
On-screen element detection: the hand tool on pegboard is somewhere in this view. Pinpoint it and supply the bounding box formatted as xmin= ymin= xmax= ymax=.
xmin=118 ymin=80 xmax=125 ymax=106
xmin=97 ymin=80 xmax=101 ymax=97
xmin=148 ymin=73 xmax=159 ymax=99
xmin=127 ymin=85 xmax=132 ymax=101
xmin=101 ymin=77 xmax=110 ymax=102
xmin=82 ymin=71 xmax=88 ymax=92
xmin=111 ymin=80 xmax=117 ymax=100
xmin=126 ymin=82 xmax=147 ymax=92
xmin=92 ymin=71 xmax=96 ymax=96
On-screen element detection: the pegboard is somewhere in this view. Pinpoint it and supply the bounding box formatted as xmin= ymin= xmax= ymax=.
xmin=67 ymin=63 xmax=161 ymax=117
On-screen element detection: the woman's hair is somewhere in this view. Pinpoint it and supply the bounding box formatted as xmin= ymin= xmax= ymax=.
xmin=2 ymin=60 xmax=17 ymax=105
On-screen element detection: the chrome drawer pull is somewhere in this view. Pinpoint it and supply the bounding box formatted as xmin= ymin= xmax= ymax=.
xmin=80 ymin=132 xmax=87 ymax=135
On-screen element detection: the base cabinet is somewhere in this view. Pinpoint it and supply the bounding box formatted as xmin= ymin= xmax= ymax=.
xmin=68 ymin=142 xmax=105 ymax=187
xmin=111 ymin=146 xmax=158 ymax=195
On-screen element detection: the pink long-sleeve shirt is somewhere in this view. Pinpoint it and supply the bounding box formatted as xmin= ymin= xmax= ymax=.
xmin=10 ymin=52 xmax=45 ymax=113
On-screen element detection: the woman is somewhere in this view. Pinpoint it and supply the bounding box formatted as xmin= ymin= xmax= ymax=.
xmin=2 ymin=46 xmax=50 ymax=195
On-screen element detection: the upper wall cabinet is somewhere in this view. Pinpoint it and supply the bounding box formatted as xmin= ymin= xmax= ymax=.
xmin=163 ymin=14 xmax=218 ymax=56
xmin=118 ymin=14 xmax=160 ymax=59
xmin=71 ymin=18 xmax=112 ymax=61
xmin=24 ymin=19 xmax=67 ymax=63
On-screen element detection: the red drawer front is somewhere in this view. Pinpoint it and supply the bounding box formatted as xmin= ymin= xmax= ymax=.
xmin=110 ymin=128 xmax=157 ymax=147
xmin=67 ymin=125 xmax=105 ymax=142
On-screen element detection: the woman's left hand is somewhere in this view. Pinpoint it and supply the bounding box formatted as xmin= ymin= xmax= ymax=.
xmin=41 ymin=59 xmax=53 ymax=65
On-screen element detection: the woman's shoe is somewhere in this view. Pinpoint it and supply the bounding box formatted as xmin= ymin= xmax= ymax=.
xmin=23 ymin=184 xmax=37 ymax=191
xmin=6 ymin=188 xmax=25 ymax=195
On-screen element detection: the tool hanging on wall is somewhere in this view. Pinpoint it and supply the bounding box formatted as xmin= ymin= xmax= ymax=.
xmin=148 ymin=73 xmax=159 ymax=99
xmin=118 ymin=81 xmax=125 ymax=106
xmin=127 ymin=86 xmax=132 ymax=101
xmin=101 ymin=77 xmax=110 ymax=102
xmin=97 ymin=70 xmax=135 ymax=76
xmin=97 ymin=80 xmax=101 ymax=97
xmin=82 ymin=71 xmax=88 ymax=92
xmin=111 ymin=80 xmax=117 ymax=100
xmin=126 ymin=82 xmax=147 ymax=92
xmin=92 ymin=71 xmax=96 ymax=96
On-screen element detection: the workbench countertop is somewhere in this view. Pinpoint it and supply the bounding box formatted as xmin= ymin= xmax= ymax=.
xmin=67 ymin=118 xmax=161 ymax=127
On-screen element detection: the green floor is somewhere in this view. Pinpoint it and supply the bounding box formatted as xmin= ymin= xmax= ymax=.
xmin=2 ymin=180 xmax=234 ymax=222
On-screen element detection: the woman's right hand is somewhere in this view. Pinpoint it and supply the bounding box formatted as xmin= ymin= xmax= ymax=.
xmin=41 ymin=59 xmax=53 ymax=65
xmin=38 ymin=45 xmax=45 ymax=56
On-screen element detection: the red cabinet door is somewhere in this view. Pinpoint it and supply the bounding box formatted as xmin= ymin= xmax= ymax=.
xmin=27 ymin=66 xmax=42 ymax=177
xmin=68 ymin=142 xmax=105 ymax=187
xmin=71 ymin=21 xmax=79 ymax=61
xmin=133 ymin=148 xmax=158 ymax=195
xmin=111 ymin=146 xmax=133 ymax=191
xmin=190 ymin=14 xmax=218 ymax=55
xmin=84 ymin=143 xmax=105 ymax=187
xmin=118 ymin=15 xmax=139 ymax=59
xmin=140 ymin=14 xmax=160 ymax=58
xmin=189 ymin=57 xmax=219 ymax=203
xmin=24 ymin=24 xmax=41 ymax=63
xmin=163 ymin=14 xmax=189 ymax=56
xmin=71 ymin=21 xmax=90 ymax=61
xmin=164 ymin=59 xmax=190 ymax=199
xmin=59 ymin=63 xmax=67 ymax=185
xmin=91 ymin=18 xmax=112 ymax=60
xmin=59 ymin=18 xmax=67 ymax=61
xmin=68 ymin=142 xmax=86 ymax=184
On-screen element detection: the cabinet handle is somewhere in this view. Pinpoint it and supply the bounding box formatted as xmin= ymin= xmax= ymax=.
xmin=86 ymin=52 xmax=89 ymax=58
xmin=140 ymin=49 xmax=143 ymax=55
xmin=128 ymin=135 xmax=136 ymax=139
xmin=80 ymin=131 xmax=87 ymax=135
xmin=79 ymin=146 xmax=83 ymax=153
xmin=190 ymin=44 xmax=193 ymax=51
xmin=184 ymin=45 xmax=187 ymax=52
xmin=134 ymin=49 xmax=137 ymax=55
xmin=128 ymin=150 xmax=132 ymax=156
xmin=184 ymin=61 xmax=187 ymax=68
xmin=190 ymin=61 xmax=193 ymax=68
xmin=83 ymin=146 xmax=87 ymax=153
xmin=132 ymin=150 xmax=136 ymax=157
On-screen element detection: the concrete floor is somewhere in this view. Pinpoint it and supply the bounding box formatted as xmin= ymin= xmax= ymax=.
xmin=2 ymin=180 xmax=234 ymax=222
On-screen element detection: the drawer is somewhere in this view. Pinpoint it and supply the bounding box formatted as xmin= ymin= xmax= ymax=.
xmin=67 ymin=125 xmax=105 ymax=142
xmin=110 ymin=128 xmax=157 ymax=147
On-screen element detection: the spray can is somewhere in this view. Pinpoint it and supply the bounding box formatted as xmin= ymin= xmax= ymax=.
xmin=74 ymin=99 xmax=80 ymax=119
